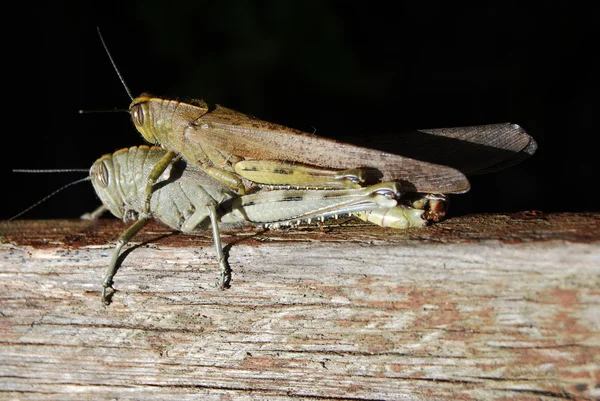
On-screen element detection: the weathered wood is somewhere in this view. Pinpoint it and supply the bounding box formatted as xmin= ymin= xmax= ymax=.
xmin=1 ymin=213 xmax=599 ymax=400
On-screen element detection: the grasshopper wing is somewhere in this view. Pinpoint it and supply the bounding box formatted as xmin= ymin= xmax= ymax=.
xmin=190 ymin=105 xmax=471 ymax=194
xmin=354 ymin=123 xmax=537 ymax=175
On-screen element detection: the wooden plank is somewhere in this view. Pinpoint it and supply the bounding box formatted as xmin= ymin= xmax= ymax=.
xmin=0 ymin=213 xmax=599 ymax=400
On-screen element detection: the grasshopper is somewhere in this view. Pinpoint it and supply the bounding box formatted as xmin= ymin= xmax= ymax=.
xmin=96 ymin=32 xmax=473 ymax=201
xmin=96 ymin=31 xmax=535 ymax=203
xmin=90 ymin=145 xmax=444 ymax=304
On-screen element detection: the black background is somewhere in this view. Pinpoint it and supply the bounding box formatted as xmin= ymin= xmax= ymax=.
xmin=4 ymin=2 xmax=598 ymax=220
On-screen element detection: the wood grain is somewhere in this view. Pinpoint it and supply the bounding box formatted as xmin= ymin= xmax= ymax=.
xmin=1 ymin=213 xmax=599 ymax=400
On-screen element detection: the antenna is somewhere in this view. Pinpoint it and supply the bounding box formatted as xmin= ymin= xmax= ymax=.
xmin=7 ymin=176 xmax=91 ymax=221
xmin=78 ymin=108 xmax=129 ymax=115
xmin=97 ymin=27 xmax=134 ymax=101
xmin=13 ymin=169 xmax=89 ymax=173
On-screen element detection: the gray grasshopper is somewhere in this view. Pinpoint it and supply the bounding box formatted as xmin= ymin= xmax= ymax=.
xmin=91 ymin=145 xmax=443 ymax=304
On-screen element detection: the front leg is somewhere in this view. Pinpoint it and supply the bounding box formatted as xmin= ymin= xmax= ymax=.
xmin=80 ymin=205 xmax=107 ymax=220
xmin=143 ymin=151 xmax=178 ymax=215
xmin=101 ymin=218 xmax=149 ymax=304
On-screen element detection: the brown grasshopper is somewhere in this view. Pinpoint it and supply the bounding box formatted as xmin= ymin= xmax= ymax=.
xmin=90 ymin=145 xmax=441 ymax=304
xmin=98 ymin=32 xmax=535 ymax=200
xmin=96 ymin=30 xmax=535 ymax=198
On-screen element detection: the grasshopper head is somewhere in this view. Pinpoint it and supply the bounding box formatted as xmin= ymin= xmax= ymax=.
xmin=129 ymin=93 xmax=158 ymax=144
xmin=90 ymin=154 xmax=126 ymax=220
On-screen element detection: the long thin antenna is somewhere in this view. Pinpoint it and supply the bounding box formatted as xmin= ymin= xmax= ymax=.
xmin=78 ymin=109 xmax=129 ymax=115
xmin=97 ymin=27 xmax=134 ymax=101
xmin=13 ymin=169 xmax=89 ymax=173
xmin=7 ymin=177 xmax=91 ymax=221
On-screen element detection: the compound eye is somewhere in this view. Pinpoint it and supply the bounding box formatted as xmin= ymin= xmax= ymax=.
xmin=96 ymin=161 xmax=109 ymax=188
xmin=131 ymin=103 xmax=144 ymax=126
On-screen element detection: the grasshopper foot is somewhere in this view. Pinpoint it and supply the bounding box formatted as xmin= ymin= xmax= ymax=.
xmin=218 ymin=258 xmax=232 ymax=290
xmin=101 ymin=282 xmax=114 ymax=305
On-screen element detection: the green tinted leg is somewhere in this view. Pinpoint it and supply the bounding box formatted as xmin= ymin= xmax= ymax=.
xmin=206 ymin=203 xmax=231 ymax=290
xmin=144 ymin=151 xmax=178 ymax=214
xmin=101 ymin=218 xmax=149 ymax=305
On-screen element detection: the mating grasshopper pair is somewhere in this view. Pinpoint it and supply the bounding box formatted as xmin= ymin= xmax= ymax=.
xmin=91 ymin=118 xmax=535 ymax=304
xmin=88 ymin=33 xmax=537 ymax=304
